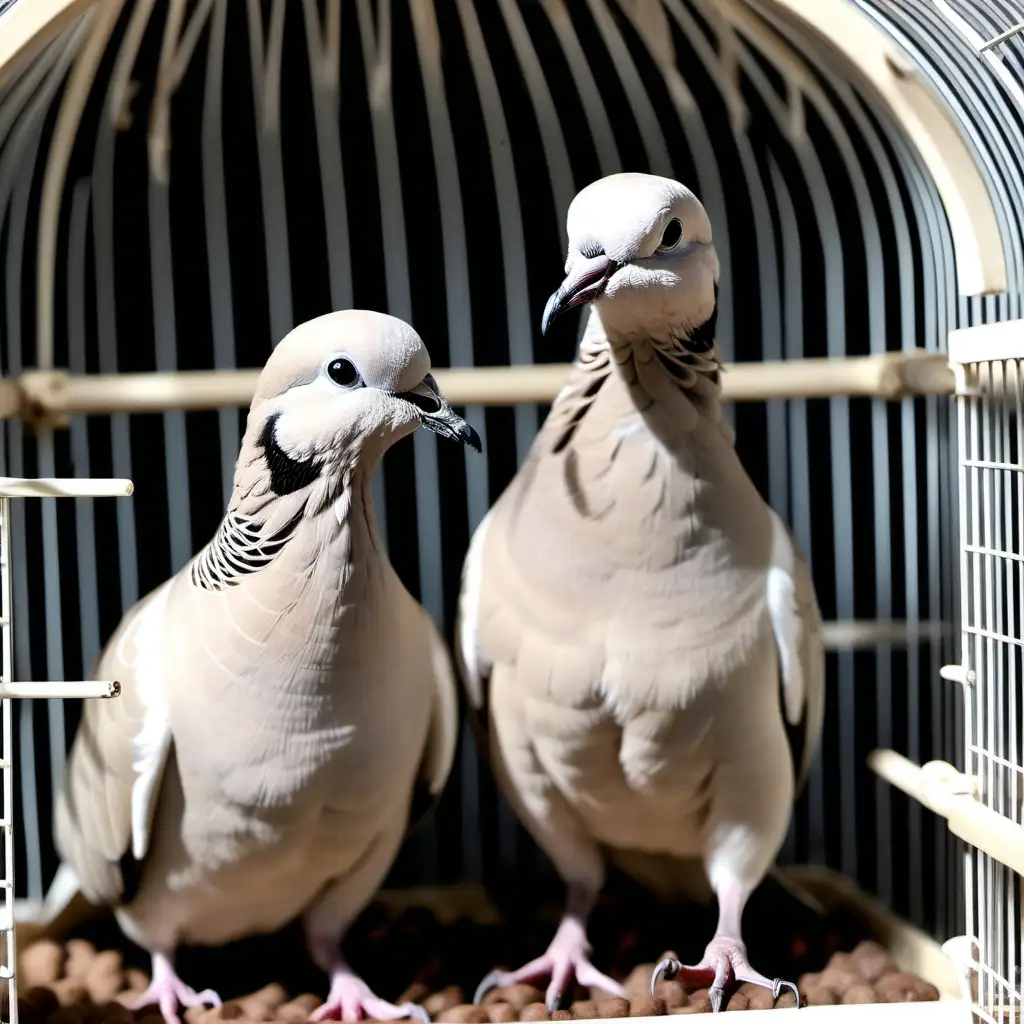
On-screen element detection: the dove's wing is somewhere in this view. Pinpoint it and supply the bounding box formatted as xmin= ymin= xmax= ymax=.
xmin=407 ymin=614 xmax=460 ymax=832
xmin=53 ymin=579 xmax=176 ymax=907
xmin=766 ymin=509 xmax=826 ymax=792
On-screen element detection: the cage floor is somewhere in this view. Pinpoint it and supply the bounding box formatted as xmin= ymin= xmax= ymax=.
xmin=8 ymin=870 xmax=954 ymax=1022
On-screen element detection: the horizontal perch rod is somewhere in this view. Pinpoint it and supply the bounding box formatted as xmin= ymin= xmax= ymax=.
xmin=0 ymin=477 xmax=134 ymax=498
xmin=868 ymin=748 xmax=1024 ymax=877
xmin=0 ymin=680 xmax=120 ymax=699
xmin=2 ymin=351 xmax=956 ymax=423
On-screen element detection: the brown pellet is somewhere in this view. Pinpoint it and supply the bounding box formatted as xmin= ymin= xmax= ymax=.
xmin=842 ymin=984 xmax=877 ymax=1004
xmin=436 ymin=1003 xmax=490 ymax=1023
xmin=628 ymin=996 xmax=665 ymax=1016
xmin=97 ymin=1001 xmax=135 ymax=1024
xmin=64 ymin=940 xmax=97 ymax=979
xmin=621 ymin=966 xmax=654 ymax=1000
xmin=852 ymin=943 xmax=899 ymax=985
xmin=570 ymin=1001 xmax=598 ymax=1020
xmin=486 ymin=1001 xmax=519 ymax=1023
xmin=485 ymin=986 xmax=544 ymax=1011
xmin=651 ymin=981 xmax=686 ymax=1008
xmin=774 ymin=986 xmax=799 ymax=1009
xmin=277 ymin=994 xmax=324 ymax=1021
xmin=425 ymin=985 xmax=465 ymax=1016
xmin=738 ymin=984 xmax=776 ymax=1010
xmin=216 ymin=1000 xmax=248 ymax=1020
xmin=18 ymin=940 xmax=65 ymax=988
xmin=399 ymin=983 xmax=432 ymax=1006
xmin=817 ymin=968 xmax=861 ymax=997
xmin=45 ymin=1008 xmax=87 ymax=1024
xmin=84 ymin=949 xmax=125 ymax=1004
xmin=678 ymin=990 xmax=712 ymax=1014
xmin=15 ymin=998 xmax=43 ymax=1024
xmin=722 ymin=991 xmax=749 ymax=1010
xmin=802 ymin=986 xmax=837 ymax=1006
xmin=595 ymin=998 xmax=630 ymax=1019
xmin=520 ymin=1002 xmax=552 ymax=1021
xmin=551 ymin=1011 xmax=575 ymax=1021
xmin=51 ymin=979 xmax=88 ymax=1007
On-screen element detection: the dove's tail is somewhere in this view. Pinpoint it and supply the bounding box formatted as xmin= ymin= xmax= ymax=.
xmin=12 ymin=862 xmax=97 ymax=943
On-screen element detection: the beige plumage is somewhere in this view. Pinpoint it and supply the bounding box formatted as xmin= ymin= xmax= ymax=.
xmin=51 ymin=310 xmax=479 ymax=1024
xmin=457 ymin=174 xmax=824 ymax=1013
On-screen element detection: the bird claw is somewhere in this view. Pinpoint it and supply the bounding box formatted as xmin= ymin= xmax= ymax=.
xmin=772 ymin=978 xmax=800 ymax=1007
xmin=473 ymin=970 xmax=506 ymax=1007
xmin=709 ymin=986 xmax=724 ymax=1013
xmin=405 ymin=1003 xmax=432 ymax=1024
xmin=649 ymin=957 xmax=682 ymax=996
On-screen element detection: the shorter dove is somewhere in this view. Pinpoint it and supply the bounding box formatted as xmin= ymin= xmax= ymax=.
xmin=49 ymin=310 xmax=480 ymax=1024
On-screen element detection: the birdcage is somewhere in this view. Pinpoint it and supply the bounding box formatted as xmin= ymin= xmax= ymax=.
xmin=1 ymin=0 xmax=1023 ymax=1021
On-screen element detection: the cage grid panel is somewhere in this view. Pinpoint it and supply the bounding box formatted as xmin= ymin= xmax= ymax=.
xmin=951 ymin=339 xmax=1024 ymax=1024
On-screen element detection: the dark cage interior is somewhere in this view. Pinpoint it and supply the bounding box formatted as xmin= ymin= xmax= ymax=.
xmin=3 ymin=0 xmax=1024 ymax=990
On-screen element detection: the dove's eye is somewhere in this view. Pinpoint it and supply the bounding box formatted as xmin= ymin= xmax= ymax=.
xmin=656 ymin=219 xmax=682 ymax=251
xmin=327 ymin=357 xmax=362 ymax=389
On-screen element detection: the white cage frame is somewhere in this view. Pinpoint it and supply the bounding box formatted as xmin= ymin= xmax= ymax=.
xmin=0 ymin=475 xmax=130 ymax=1024
xmin=948 ymin=321 xmax=1024 ymax=1024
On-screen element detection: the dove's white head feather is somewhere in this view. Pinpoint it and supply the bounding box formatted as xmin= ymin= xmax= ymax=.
xmin=547 ymin=172 xmax=719 ymax=348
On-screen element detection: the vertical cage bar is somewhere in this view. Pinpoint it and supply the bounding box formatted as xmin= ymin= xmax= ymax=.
xmin=1 ymin=495 xmax=18 ymax=1024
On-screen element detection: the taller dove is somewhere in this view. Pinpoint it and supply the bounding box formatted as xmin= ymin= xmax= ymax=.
xmin=457 ymin=174 xmax=824 ymax=1013
xmin=49 ymin=310 xmax=480 ymax=1024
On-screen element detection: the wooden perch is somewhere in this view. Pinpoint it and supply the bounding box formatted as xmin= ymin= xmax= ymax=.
xmin=1 ymin=351 xmax=956 ymax=426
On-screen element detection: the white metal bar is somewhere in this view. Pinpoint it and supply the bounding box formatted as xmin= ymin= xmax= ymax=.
xmin=949 ymin=320 xmax=1024 ymax=364
xmin=0 ymin=681 xmax=120 ymax=700
xmin=1 ymin=495 xmax=16 ymax=1024
xmin=0 ymin=477 xmax=133 ymax=498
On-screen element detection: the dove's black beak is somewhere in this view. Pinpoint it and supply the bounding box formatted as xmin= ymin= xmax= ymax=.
xmin=541 ymin=253 xmax=616 ymax=335
xmin=401 ymin=374 xmax=482 ymax=452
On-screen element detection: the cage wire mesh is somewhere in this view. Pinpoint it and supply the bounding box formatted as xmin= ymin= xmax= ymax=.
xmin=950 ymin=348 xmax=1024 ymax=1024
xmin=0 ymin=0 xmax=1023 ymax=982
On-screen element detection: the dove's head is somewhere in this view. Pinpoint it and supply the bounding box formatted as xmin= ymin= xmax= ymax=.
xmin=542 ymin=173 xmax=719 ymax=347
xmin=244 ymin=310 xmax=479 ymax=498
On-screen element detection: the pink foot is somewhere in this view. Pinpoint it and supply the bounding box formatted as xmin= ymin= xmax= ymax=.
xmin=311 ymin=965 xmax=429 ymax=1022
xmin=132 ymin=953 xmax=222 ymax=1024
xmin=474 ymin=916 xmax=625 ymax=1012
xmin=650 ymin=937 xmax=799 ymax=1012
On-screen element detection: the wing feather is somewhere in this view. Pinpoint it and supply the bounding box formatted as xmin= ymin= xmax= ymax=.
xmin=766 ymin=510 xmax=826 ymax=792
xmin=54 ymin=580 xmax=175 ymax=906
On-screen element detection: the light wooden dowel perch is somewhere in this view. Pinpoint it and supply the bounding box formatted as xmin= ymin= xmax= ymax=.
xmin=868 ymin=748 xmax=1024 ymax=877
xmin=0 ymin=350 xmax=957 ymax=424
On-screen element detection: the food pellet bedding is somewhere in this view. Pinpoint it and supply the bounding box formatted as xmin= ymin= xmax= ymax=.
xmin=4 ymin=882 xmax=940 ymax=1022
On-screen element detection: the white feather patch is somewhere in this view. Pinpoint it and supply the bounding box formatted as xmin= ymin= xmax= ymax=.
xmin=129 ymin=583 xmax=174 ymax=861
xmin=765 ymin=511 xmax=808 ymax=728
xmin=457 ymin=509 xmax=493 ymax=710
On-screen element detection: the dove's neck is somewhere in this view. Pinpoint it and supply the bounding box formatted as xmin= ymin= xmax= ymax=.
xmin=592 ymin=311 xmax=735 ymax=451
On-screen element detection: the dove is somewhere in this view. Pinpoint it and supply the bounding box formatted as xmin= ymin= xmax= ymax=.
xmin=456 ymin=173 xmax=824 ymax=1013
xmin=49 ymin=309 xmax=480 ymax=1024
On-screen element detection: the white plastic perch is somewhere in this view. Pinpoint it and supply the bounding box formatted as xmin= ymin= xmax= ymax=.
xmin=867 ymin=749 xmax=1024 ymax=878
xmin=0 ymin=475 xmax=131 ymax=1024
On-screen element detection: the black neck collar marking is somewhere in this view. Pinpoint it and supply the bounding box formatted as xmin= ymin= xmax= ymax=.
xmin=258 ymin=413 xmax=323 ymax=496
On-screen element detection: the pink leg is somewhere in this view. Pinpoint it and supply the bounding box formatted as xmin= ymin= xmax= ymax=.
xmin=306 ymin=934 xmax=428 ymax=1023
xmin=474 ymin=886 xmax=625 ymax=1012
xmin=131 ymin=952 xmax=222 ymax=1024
xmin=649 ymin=885 xmax=799 ymax=1013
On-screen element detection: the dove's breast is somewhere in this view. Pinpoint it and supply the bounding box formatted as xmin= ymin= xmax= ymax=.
xmin=121 ymin=525 xmax=435 ymax=949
